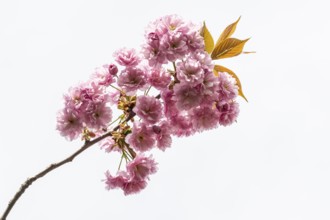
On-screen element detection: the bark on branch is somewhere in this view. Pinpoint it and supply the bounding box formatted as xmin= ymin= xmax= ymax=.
xmin=0 ymin=111 xmax=136 ymax=220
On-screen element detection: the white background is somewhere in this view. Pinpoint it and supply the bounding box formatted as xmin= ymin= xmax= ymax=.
xmin=1 ymin=0 xmax=330 ymax=219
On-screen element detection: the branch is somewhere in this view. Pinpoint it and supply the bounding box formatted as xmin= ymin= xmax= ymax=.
xmin=0 ymin=111 xmax=136 ymax=220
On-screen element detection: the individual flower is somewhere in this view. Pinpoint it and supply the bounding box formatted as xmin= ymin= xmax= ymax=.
xmin=177 ymin=57 xmax=204 ymax=85
xmin=160 ymin=31 xmax=188 ymax=61
xmin=156 ymin=14 xmax=188 ymax=35
xmin=105 ymin=171 xmax=128 ymax=190
xmin=147 ymin=67 xmax=171 ymax=90
xmin=185 ymin=26 xmax=204 ymax=52
xmin=133 ymin=96 xmax=162 ymax=124
xmin=99 ymin=136 xmax=119 ymax=153
xmin=117 ymin=67 xmax=147 ymax=94
xmin=80 ymin=82 xmax=107 ymax=104
xmin=126 ymin=154 xmax=158 ymax=181
xmin=113 ymin=48 xmax=141 ymax=67
xmin=56 ymin=108 xmax=83 ymax=141
xmin=121 ymin=179 xmax=147 ymax=196
xmin=161 ymin=89 xmax=179 ymax=117
xmin=161 ymin=89 xmax=179 ymax=118
xmin=173 ymin=83 xmax=203 ymax=111
xmin=83 ymin=101 xmax=112 ymax=130
xmin=142 ymin=32 xmax=167 ymax=67
xmin=200 ymin=71 xmax=219 ymax=106
xmin=126 ymin=122 xmax=156 ymax=152
xmin=201 ymin=71 xmax=219 ymax=97
xmin=217 ymin=102 xmax=240 ymax=126
xmin=217 ymin=71 xmax=238 ymax=102
xmin=192 ymin=51 xmax=214 ymax=71
xmin=169 ymin=114 xmax=195 ymax=137
xmin=152 ymin=122 xmax=172 ymax=151
xmin=63 ymin=83 xmax=86 ymax=111
xmin=190 ymin=106 xmax=219 ymax=132
xmin=105 ymin=155 xmax=157 ymax=195
xmin=90 ymin=64 xmax=115 ymax=87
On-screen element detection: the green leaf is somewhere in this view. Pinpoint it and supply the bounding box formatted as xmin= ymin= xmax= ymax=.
xmin=215 ymin=16 xmax=241 ymax=47
xmin=201 ymin=22 xmax=214 ymax=54
xmin=214 ymin=65 xmax=248 ymax=102
xmin=211 ymin=38 xmax=249 ymax=60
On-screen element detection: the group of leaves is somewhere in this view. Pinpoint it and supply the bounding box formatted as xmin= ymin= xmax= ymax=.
xmin=201 ymin=16 xmax=251 ymax=102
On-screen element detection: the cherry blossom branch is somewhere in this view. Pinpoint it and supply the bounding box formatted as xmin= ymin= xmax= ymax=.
xmin=0 ymin=110 xmax=137 ymax=220
xmin=1 ymin=14 xmax=250 ymax=219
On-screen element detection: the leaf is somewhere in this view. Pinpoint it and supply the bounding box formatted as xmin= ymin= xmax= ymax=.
xmin=214 ymin=65 xmax=248 ymax=102
xmin=215 ymin=16 xmax=241 ymax=47
xmin=213 ymin=68 xmax=219 ymax=77
xmin=201 ymin=22 xmax=214 ymax=54
xmin=211 ymin=38 xmax=249 ymax=60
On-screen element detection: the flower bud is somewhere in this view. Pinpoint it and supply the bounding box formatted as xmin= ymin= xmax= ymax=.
xmin=108 ymin=64 xmax=118 ymax=76
xmin=152 ymin=125 xmax=161 ymax=134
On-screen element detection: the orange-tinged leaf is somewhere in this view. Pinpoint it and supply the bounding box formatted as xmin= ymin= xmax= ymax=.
xmin=214 ymin=65 xmax=248 ymax=102
xmin=201 ymin=22 xmax=214 ymax=54
xmin=215 ymin=16 xmax=241 ymax=47
xmin=211 ymin=38 xmax=249 ymax=60
xmin=213 ymin=68 xmax=219 ymax=77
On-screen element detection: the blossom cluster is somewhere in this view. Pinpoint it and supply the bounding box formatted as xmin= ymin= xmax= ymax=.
xmin=56 ymin=15 xmax=242 ymax=195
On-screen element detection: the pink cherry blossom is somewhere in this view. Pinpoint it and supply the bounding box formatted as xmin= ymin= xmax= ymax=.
xmin=80 ymin=82 xmax=107 ymax=103
xmin=105 ymin=171 xmax=128 ymax=190
xmin=117 ymin=67 xmax=147 ymax=94
xmin=142 ymin=32 xmax=167 ymax=66
xmin=161 ymin=89 xmax=179 ymax=118
xmin=122 ymin=179 xmax=147 ymax=196
xmin=201 ymin=71 xmax=219 ymax=98
xmin=113 ymin=48 xmax=141 ymax=67
xmin=185 ymin=28 xmax=204 ymax=52
xmin=156 ymin=14 xmax=188 ymax=35
xmin=56 ymin=108 xmax=83 ymax=141
xmin=126 ymin=123 xmax=156 ymax=152
xmin=191 ymin=106 xmax=219 ymax=131
xmin=105 ymin=170 xmax=148 ymax=195
xmin=160 ymin=32 xmax=187 ymax=61
xmin=169 ymin=114 xmax=195 ymax=137
xmin=217 ymin=102 xmax=240 ymax=126
xmin=90 ymin=64 xmax=115 ymax=87
xmin=83 ymin=101 xmax=112 ymax=130
xmin=127 ymin=154 xmax=157 ymax=181
xmin=173 ymin=83 xmax=203 ymax=111
xmin=63 ymin=83 xmax=86 ymax=111
xmin=192 ymin=51 xmax=214 ymax=71
xmin=105 ymin=155 xmax=157 ymax=195
xmin=133 ymin=96 xmax=162 ymax=124
xmin=143 ymin=15 xmax=192 ymax=65
xmin=177 ymin=57 xmax=204 ymax=85
xmin=59 ymin=82 xmax=113 ymax=138
xmin=152 ymin=122 xmax=172 ymax=151
xmin=147 ymin=67 xmax=171 ymax=90
xmin=217 ymin=71 xmax=238 ymax=102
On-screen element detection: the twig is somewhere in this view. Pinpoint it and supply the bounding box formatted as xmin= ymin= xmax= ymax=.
xmin=0 ymin=111 xmax=136 ymax=220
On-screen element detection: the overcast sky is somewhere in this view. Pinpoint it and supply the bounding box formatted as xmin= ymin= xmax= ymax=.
xmin=1 ymin=0 xmax=330 ymax=219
